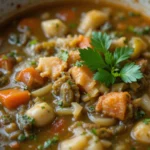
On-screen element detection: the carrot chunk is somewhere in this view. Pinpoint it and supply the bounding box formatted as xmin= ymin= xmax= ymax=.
xmin=96 ymin=92 xmax=131 ymax=120
xmin=0 ymin=89 xmax=30 ymax=109
xmin=56 ymin=9 xmax=76 ymax=21
xmin=70 ymin=66 xmax=99 ymax=97
xmin=78 ymin=35 xmax=91 ymax=48
xmin=50 ymin=117 xmax=66 ymax=134
xmin=0 ymin=55 xmax=16 ymax=71
xmin=19 ymin=18 xmax=40 ymax=29
xmin=16 ymin=67 xmax=44 ymax=88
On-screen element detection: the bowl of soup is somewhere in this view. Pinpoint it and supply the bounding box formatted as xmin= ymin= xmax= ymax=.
xmin=0 ymin=0 xmax=150 ymax=150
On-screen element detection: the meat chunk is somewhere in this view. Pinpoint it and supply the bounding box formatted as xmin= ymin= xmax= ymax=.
xmin=70 ymin=66 xmax=99 ymax=97
xmin=36 ymin=57 xmax=67 ymax=80
xmin=52 ymin=74 xmax=80 ymax=106
xmin=41 ymin=19 xmax=68 ymax=38
xmin=68 ymin=50 xmax=80 ymax=66
xmin=96 ymin=92 xmax=131 ymax=120
xmin=78 ymin=10 xmax=108 ymax=33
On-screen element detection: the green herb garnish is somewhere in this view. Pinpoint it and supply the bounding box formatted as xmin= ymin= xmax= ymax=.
xmin=58 ymin=50 xmax=69 ymax=62
xmin=74 ymin=61 xmax=84 ymax=67
xmin=29 ymin=39 xmax=38 ymax=46
xmin=69 ymin=23 xmax=77 ymax=29
xmin=43 ymin=135 xmax=59 ymax=149
xmin=127 ymin=26 xmax=150 ymax=35
xmin=79 ymin=32 xmax=143 ymax=86
xmin=143 ymin=118 xmax=150 ymax=125
xmin=18 ymin=134 xmax=26 ymax=141
xmin=91 ymin=128 xmax=97 ymax=136
xmin=2 ymin=55 xmax=8 ymax=60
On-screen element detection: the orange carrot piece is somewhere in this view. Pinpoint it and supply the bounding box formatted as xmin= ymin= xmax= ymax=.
xmin=9 ymin=141 xmax=20 ymax=149
xmin=19 ymin=18 xmax=40 ymax=29
xmin=56 ymin=9 xmax=76 ymax=21
xmin=70 ymin=66 xmax=99 ymax=97
xmin=16 ymin=67 xmax=44 ymax=88
xmin=78 ymin=35 xmax=91 ymax=48
xmin=0 ymin=89 xmax=30 ymax=109
xmin=0 ymin=55 xmax=16 ymax=71
xmin=50 ymin=117 xmax=66 ymax=134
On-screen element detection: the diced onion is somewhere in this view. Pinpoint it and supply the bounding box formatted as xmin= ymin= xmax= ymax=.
xmin=31 ymin=83 xmax=52 ymax=97
xmin=140 ymin=94 xmax=150 ymax=112
xmin=55 ymin=107 xmax=73 ymax=116
xmin=72 ymin=102 xmax=83 ymax=120
xmin=88 ymin=113 xmax=116 ymax=127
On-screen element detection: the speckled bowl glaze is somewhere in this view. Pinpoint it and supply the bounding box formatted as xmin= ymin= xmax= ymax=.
xmin=0 ymin=0 xmax=150 ymax=24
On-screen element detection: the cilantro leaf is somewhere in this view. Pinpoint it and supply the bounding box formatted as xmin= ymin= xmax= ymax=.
xmin=58 ymin=50 xmax=69 ymax=62
xmin=120 ymin=63 xmax=143 ymax=83
xmin=91 ymin=32 xmax=111 ymax=53
xmin=94 ymin=68 xmax=115 ymax=86
xmin=79 ymin=48 xmax=106 ymax=71
xmin=113 ymin=47 xmax=133 ymax=65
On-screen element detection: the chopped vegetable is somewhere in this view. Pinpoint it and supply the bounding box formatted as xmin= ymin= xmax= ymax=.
xmin=79 ymin=32 xmax=143 ymax=86
xmin=50 ymin=117 xmax=66 ymax=134
xmin=0 ymin=55 xmax=16 ymax=71
xmin=0 ymin=89 xmax=30 ymax=109
xmin=78 ymin=35 xmax=91 ymax=48
xmin=19 ymin=18 xmax=40 ymax=29
xmin=70 ymin=66 xmax=99 ymax=97
xmin=36 ymin=57 xmax=67 ymax=80
xmin=56 ymin=9 xmax=76 ymax=21
xmin=16 ymin=67 xmax=44 ymax=88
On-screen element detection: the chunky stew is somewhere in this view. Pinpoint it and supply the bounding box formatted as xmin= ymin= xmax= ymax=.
xmin=1 ymin=1 xmax=150 ymax=150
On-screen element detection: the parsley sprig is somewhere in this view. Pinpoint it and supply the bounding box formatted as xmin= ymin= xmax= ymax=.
xmin=79 ymin=32 xmax=143 ymax=86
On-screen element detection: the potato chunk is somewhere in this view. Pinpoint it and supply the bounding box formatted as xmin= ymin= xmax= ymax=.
xmin=26 ymin=102 xmax=55 ymax=127
xmin=41 ymin=19 xmax=68 ymax=38
xmin=59 ymin=126 xmax=103 ymax=150
xmin=36 ymin=57 xmax=67 ymax=80
xmin=130 ymin=37 xmax=147 ymax=59
xmin=70 ymin=66 xmax=99 ymax=97
xmin=96 ymin=92 xmax=131 ymax=120
xmin=59 ymin=135 xmax=88 ymax=150
xmin=78 ymin=10 xmax=108 ymax=33
xmin=131 ymin=120 xmax=150 ymax=144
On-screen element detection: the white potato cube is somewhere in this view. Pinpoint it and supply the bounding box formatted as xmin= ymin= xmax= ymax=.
xmin=78 ymin=10 xmax=108 ymax=33
xmin=41 ymin=19 xmax=68 ymax=37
